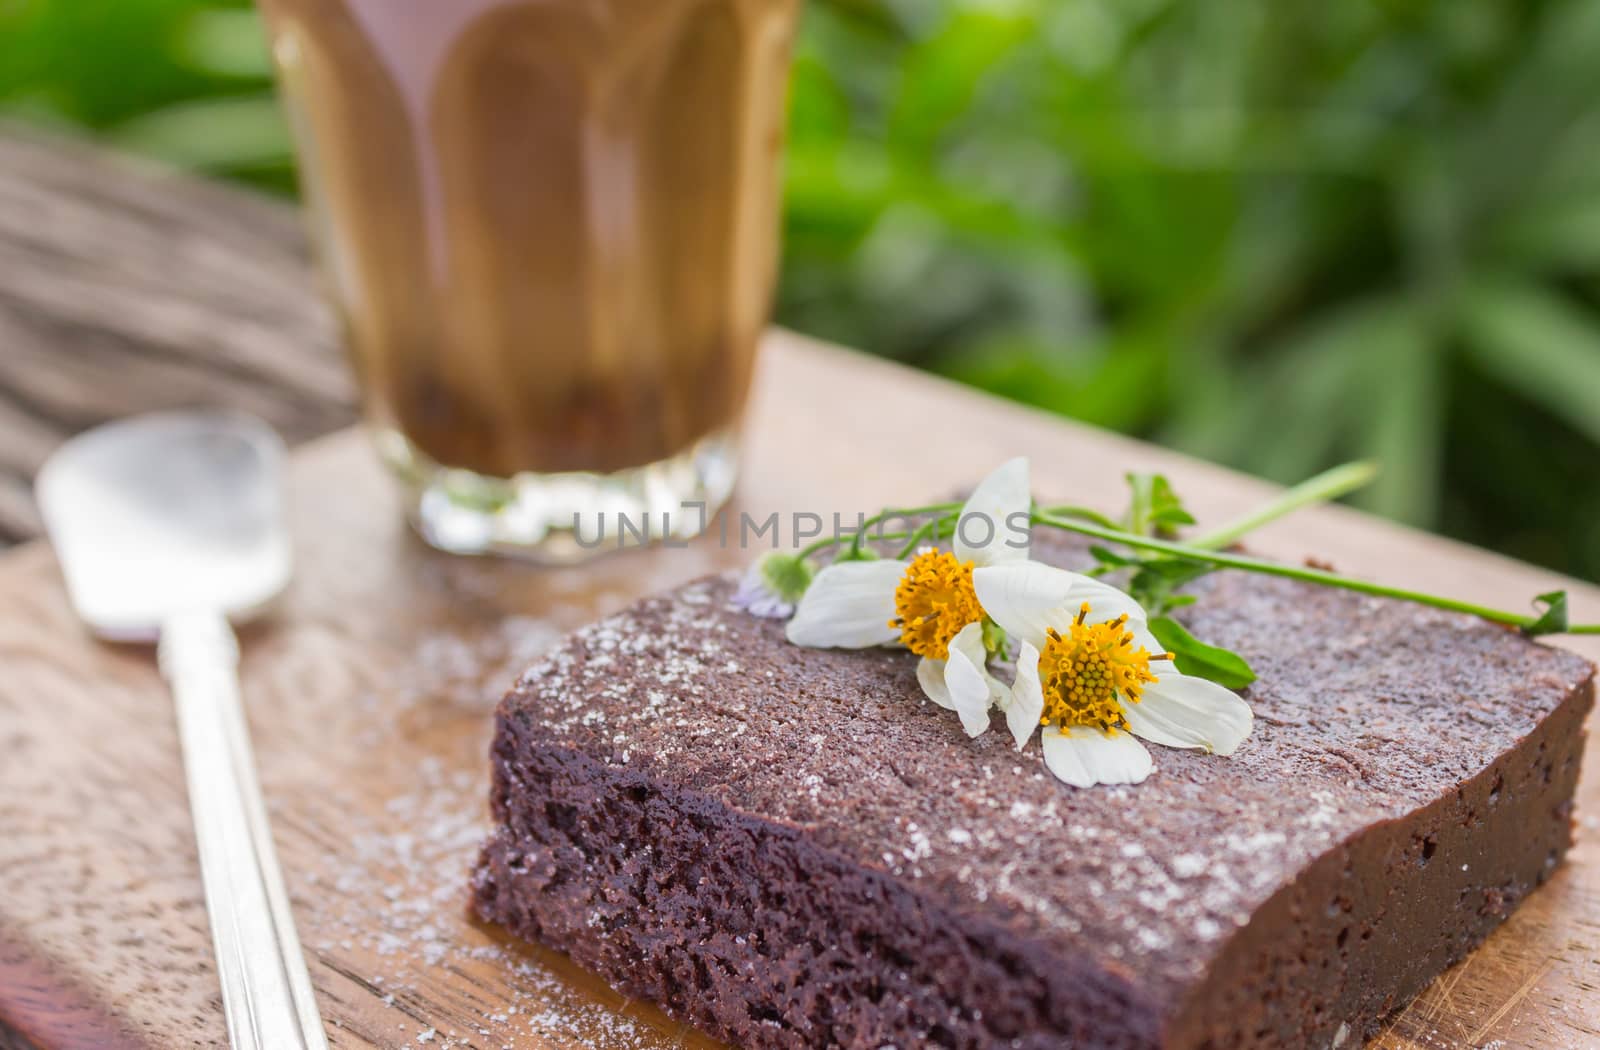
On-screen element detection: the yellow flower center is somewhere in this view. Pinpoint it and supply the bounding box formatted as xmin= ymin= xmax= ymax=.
xmin=1038 ymin=603 xmax=1168 ymax=731
xmin=890 ymin=548 xmax=983 ymax=659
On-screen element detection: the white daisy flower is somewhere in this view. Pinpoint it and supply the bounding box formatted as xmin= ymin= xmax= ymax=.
xmin=785 ymin=457 xmax=1032 ymax=736
xmin=974 ymin=561 xmax=1254 ymax=788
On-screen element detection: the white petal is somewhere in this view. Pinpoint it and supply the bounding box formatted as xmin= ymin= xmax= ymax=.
xmin=954 ymin=457 xmax=1031 ymax=566
xmin=971 ymin=561 xmax=1075 ymax=647
xmin=944 ymin=622 xmax=996 ymax=737
xmin=1005 ymin=641 xmax=1046 ymax=749
xmin=946 ymin=620 xmax=990 ymax=674
xmin=956 ymin=623 xmax=1014 ymax=715
xmin=973 ymin=562 xmax=1149 ymax=648
xmin=1040 ymin=726 xmax=1154 ymax=788
xmin=1070 ymin=578 xmax=1154 ymax=627
xmin=1125 ymin=674 xmax=1254 ymax=755
xmin=917 ymin=655 xmax=954 ymax=710
xmin=785 ymin=559 xmax=905 ymax=649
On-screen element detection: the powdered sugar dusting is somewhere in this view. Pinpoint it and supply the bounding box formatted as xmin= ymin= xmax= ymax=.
xmin=290 ymin=614 xmax=694 ymax=1049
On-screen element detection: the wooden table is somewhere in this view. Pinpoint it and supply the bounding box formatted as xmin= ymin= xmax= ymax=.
xmin=2 ymin=128 xmax=1599 ymax=1049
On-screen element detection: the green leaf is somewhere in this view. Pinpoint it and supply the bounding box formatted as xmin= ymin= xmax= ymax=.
xmin=1524 ymin=591 xmax=1569 ymax=636
xmin=1131 ymin=558 xmax=1211 ymax=585
xmin=109 ymin=94 xmax=291 ymax=171
xmin=1149 ymin=480 xmax=1197 ymax=534
xmin=1354 ymin=302 xmax=1439 ymax=528
xmin=1148 ymin=617 xmax=1257 ymax=689
xmin=1127 ymin=558 xmax=1213 ymax=617
xmin=173 ymin=10 xmax=273 ymax=79
xmin=1124 ymin=473 xmax=1195 ymax=538
xmin=1088 ymin=545 xmax=1137 ymax=568
xmin=935 ymin=328 xmax=1167 ymax=434
xmin=1495 ymin=191 xmax=1600 ymax=274
xmin=1134 ymin=556 xmax=1209 ymax=585
xmin=887 ymin=8 xmax=1034 ymax=160
xmin=1459 ymin=282 xmax=1600 ymax=448
xmin=1453 ymin=0 xmax=1600 ymax=221
xmin=1173 ymin=298 xmax=1388 ymax=485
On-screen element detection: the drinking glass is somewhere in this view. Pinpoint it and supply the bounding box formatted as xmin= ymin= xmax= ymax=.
xmin=256 ymin=0 xmax=801 ymax=560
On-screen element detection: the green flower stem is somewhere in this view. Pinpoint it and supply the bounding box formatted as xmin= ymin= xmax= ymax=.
xmin=1037 ymin=504 xmax=1120 ymax=529
xmin=850 ymin=502 xmax=961 ymax=554
xmin=895 ymin=520 xmax=941 ymax=559
xmin=1188 ymin=461 xmax=1380 ymax=550
xmin=795 ymin=501 xmax=961 ymax=559
xmin=794 ymin=526 xmax=946 ymax=561
xmin=1032 ymin=511 xmax=1600 ymax=634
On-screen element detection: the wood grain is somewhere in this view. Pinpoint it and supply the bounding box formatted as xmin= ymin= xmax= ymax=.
xmin=0 ymin=127 xmax=354 ymax=548
xmin=1 ymin=128 xmax=1598 ymax=1048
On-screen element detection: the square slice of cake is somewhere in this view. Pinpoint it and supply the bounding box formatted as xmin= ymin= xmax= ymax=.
xmin=473 ymin=545 xmax=1592 ymax=1049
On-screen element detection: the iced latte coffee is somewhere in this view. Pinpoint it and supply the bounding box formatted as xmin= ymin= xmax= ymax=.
xmin=258 ymin=0 xmax=800 ymax=558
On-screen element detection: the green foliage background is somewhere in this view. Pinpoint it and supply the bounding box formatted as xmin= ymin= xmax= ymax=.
xmin=5 ymin=0 xmax=1600 ymax=581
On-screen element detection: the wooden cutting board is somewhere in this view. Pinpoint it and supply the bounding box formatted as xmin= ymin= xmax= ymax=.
xmin=2 ymin=331 xmax=1598 ymax=1050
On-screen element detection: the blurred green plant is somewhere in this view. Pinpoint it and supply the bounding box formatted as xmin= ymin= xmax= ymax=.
xmin=3 ymin=0 xmax=1599 ymax=580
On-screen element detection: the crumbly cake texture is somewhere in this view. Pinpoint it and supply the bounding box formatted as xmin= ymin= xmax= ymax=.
xmin=472 ymin=540 xmax=1594 ymax=1049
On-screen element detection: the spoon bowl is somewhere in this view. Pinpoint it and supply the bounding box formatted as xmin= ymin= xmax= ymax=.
xmin=35 ymin=412 xmax=290 ymax=641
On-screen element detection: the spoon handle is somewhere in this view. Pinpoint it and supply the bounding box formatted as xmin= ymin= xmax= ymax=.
xmin=160 ymin=611 xmax=328 ymax=1050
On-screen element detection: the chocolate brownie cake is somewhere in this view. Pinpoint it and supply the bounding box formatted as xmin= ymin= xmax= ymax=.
xmin=473 ymin=541 xmax=1593 ymax=1049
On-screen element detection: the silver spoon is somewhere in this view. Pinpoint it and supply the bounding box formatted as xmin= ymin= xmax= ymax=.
xmin=36 ymin=412 xmax=327 ymax=1050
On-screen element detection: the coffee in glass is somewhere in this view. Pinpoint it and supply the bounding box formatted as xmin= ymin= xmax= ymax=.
xmin=257 ymin=0 xmax=800 ymax=559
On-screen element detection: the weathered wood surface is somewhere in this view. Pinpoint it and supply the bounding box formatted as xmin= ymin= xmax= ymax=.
xmin=0 ymin=128 xmax=355 ymax=549
xmin=2 ymin=128 xmax=1600 ymax=1049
